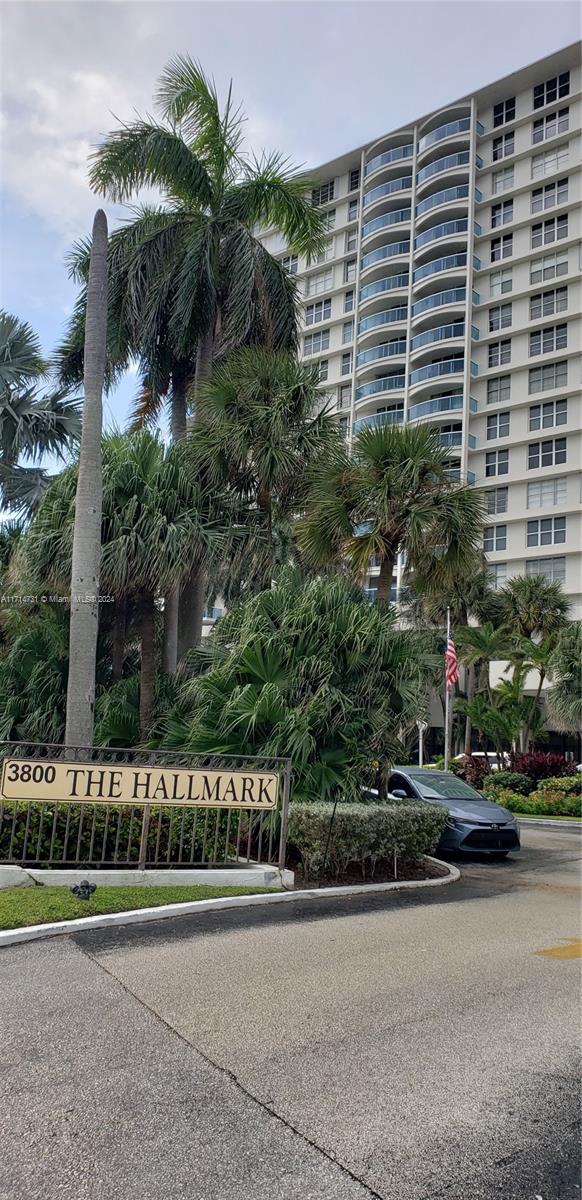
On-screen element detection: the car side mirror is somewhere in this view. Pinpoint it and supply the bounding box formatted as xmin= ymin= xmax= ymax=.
xmin=391 ymin=788 xmax=407 ymax=799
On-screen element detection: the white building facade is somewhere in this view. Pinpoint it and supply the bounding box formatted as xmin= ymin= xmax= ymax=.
xmin=260 ymin=44 xmax=582 ymax=616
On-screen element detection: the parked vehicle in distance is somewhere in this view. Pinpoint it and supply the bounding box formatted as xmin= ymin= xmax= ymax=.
xmin=387 ymin=767 xmax=520 ymax=856
xmin=453 ymin=751 xmax=510 ymax=771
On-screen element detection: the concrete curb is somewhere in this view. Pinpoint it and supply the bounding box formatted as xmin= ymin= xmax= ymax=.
xmin=0 ymin=856 xmax=459 ymax=948
xmin=516 ymin=816 xmax=581 ymax=829
xmin=0 ymin=866 xmax=294 ymax=891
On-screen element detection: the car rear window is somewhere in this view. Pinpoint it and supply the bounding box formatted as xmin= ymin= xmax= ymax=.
xmin=407 ymin=773 xmax=483 ymax=800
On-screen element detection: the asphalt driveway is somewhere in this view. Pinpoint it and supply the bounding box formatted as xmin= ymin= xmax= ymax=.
xmin=1 ymin=826 xmax=580 ymax=1200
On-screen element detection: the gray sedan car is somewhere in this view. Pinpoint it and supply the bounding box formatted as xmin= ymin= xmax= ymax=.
xmin=388 ymin=767 xmax=520 ymax=856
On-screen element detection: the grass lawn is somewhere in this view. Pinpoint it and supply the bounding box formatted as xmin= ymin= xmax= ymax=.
xmin=515 ymin=813 xmax=581 ymax=822
xmin=0 ymin=884 xmax=280 ymax=931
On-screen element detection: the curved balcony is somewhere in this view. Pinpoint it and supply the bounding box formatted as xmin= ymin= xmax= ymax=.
xmin=408 ymin=394 xmax=478 ymax=422
xmin=410 ymin=321 xmax=466 ymax=353
xmin=365 ymin=144 xmax=413 ymax=178
xmin=418 ymin=117 xmax=471 ymax=154
xmin=413 ymin=253 xmax=476 ymax=284
xmin=360 ymin=274 xmax=409 ymax=304
xmin=363 ymin=176 xmax=412 ymax=208
xmin=356 ymin=339 xmax=406 ymax=369
xmin=410 ymin=358 xmax=477 ymax=388
xmin=353 ymin=409 xmax=404 ymax=433
xmin=358 ymin=307 xmax=408 ymax=337
xmin=362 ymin=207 xmax=411 ymax=241
xmin=356 ymin=374 xmax=405 ymax=402
xmin=415 ymin=184 xmax=481 ymax=218
xmin=412 ymin=287 xmax=467 ymax=317
xmin=361 ymin=241 xmax=410 ymax=272
xmin=417 ymin=151 xmax=481 ymax=187
xmin=446 ymin=466 xmax=477 ymax=484
xmin=415 ymin=218 xmax=471 ymax=251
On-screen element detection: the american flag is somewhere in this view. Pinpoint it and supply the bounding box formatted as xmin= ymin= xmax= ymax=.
xmin=445 ymin=636 xmax=459 ymax=691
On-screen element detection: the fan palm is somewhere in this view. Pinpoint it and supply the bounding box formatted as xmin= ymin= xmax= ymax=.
xmin=546 ymin=622 xmax=582 ymax=735
xmin=499 ymin=574 xmax=570 ymax=640
xmin=0 ymin=311 xmax=81 ymax=512
xmin=298 ymin=423 xmax=486 ymax=601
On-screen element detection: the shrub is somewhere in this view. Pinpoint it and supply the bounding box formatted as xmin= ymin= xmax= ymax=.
xmin=488 ymin=789 xmax=525 ymax=814
xmin=483 ymin=772 xmax=533 ymax=797
xmin=491 ymin=787 xmax=581 ymax=818
xmin=287 ymin=801 xmax=447 ymax=882
xmin=535 ymin=775 xmax=581 ymax=795
xmin=452 ymin=756 xmax=491 ymax=790
xmin=511 ymin=752 xmax=576 ymax=784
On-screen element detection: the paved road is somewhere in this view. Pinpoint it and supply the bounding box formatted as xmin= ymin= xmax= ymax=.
xmin=1 ymin=828 xmax=580 ymax=1200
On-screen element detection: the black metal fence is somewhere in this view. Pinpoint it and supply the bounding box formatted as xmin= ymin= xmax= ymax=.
xmin=0 ymin=742 xmax=291 ymax=870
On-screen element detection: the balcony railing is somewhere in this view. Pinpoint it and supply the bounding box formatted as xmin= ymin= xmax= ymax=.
xmin=446 ymin=467 xmax=477 ymax=484
xmin=417 ymin=151 xmax=477 ymax=185
xmin=439 ymin=430 xmax=463 ymax=447
xmin=416 ymin=184 xmax=474 ymax=217
xmin=363 ymin=176 xmax=413 ymax=207
xmin=413 ymin=253 xmax=476 ymax=282
xmin=358 ymin=307 xmax=408 ymax=335
xmin=410 ymin=321 xmax=466 ymax=351
xmin=412 ymin=287 xmax=465 ymax=316
xmin=410 ymin=358 xmax=477 ymax=386
xmin=353 ymin=409 xmax=404 ymax=432
xmin=415 ymin=218 xmax=469 ymax=249
xmin=361 ymin=241 xmax=410 ymax=270
xmin=362 ymin=208 xmax=411 ymax=239
xmin=408 ymin=393 xmax=464 ymax=420
xmin=360 ymin=274 xmax=409 ymax=302
xmin=418 ymin=117 xmax=471 ymax=153
xmin=356 ymin=340 xmax=406 ymax=367
xmin=356 ymin=375 xmax=406 ymax=400
xmin=364 ymin=144 xmax=413 ymax=176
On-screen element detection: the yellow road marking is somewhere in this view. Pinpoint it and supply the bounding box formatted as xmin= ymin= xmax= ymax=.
xmin=534 ymin=938 xmax=582 ymax=959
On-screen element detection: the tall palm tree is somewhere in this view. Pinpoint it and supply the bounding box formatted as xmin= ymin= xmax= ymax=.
xmin=499 ymin=574 xmax=570 ymax=640
xmin=65 ymin=210 xmax=108 ymax=747
xmin=0 ymin=311 xmax=81 ymax=513
xmin=298 ymin=423 xmax=486 ymax=602
xmin=546 ymin=621 xmax=582 ymax=736
xmin=193 ymin=347 xmax=343 ymax=591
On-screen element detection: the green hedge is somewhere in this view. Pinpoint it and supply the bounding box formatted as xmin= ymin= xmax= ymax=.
xmin=287 ymin=801 xmax=447 ymax=882
xmin=483 ymin=772 xmax=533 ymax=797
xmin=535 ymin=775 xmax=581 ymax=795
xmin=492 ymin=787 xmax=581 ymax=818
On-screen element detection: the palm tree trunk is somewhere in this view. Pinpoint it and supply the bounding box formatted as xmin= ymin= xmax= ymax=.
xmin=139 ymin=591 xmax=156 ymax=738
xmin=65 ymin=209 xmax=107 ymax=747
xmin=376 ymin=553 xmax=396 ymax=603
xmin=111 ymin=595 xmax=126 ymax=683
xmin=464 ymin=664 xmax=475 ymax=756
xmin=522 ymin=668 xmax=546 ymax=752
xmin=178 ymin=569 xmax=205 ymax=661
xmin=162 ymin=368 xmax=188 ymax=672
xmin=170 ymin=367 xmax=188 ymax=441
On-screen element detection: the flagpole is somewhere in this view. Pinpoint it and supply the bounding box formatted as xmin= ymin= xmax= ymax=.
xmin=444 ymin=606 xmax=451 ymax=771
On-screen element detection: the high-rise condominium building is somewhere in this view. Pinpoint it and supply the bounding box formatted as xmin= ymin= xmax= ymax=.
xmin=260 ymin=44 xmax=581 ymax=617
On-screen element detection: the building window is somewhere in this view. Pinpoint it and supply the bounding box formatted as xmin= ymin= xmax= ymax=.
xmin=491 ymin=199 xmax=513 ymax=227
xmin=492 ymin=132 xmax=514 ymax=161
xmin=487 ymin=487 xmax=508 ymax=514
xmin=529 ymin=324 xmax=567 ymax=356
xmin=525 ymin=556 xmax=565 ymax=583
xmin=317 ymin=359 xmax=329 ymax=382
xmin=531 ymin=214 xmax=568 ymax=248
xmin=485 ymin=449 xmax=509 ymax=477
xmin=530 ymin=286 xmax=567 ymax=319
xmin=349 ymin=167 xmax=361 ymax=192
xmin=528 ymin=437 xmax=567 ymax=468
xmin=312 ymin=180 xmax=335 ymax=206
xmin=493 ymin=97 xmax=516 ymax=127
xmin=280 ymin=253 xmax=298 ymax=274
xmin=531 ymin=178 xmax=568 ymax=213
xmin=532 ymin=107 xmax=569 ymax=144
xmin=527 ymin=477 xmax=567 ymax=508
xmin=305 ymin=269 xmax=333 ymax=297
xmin=304 ymin=329 xmax=330 ymax=356
xmin=530 ymin=249 xmax=568 ymax=283
xmin=305 ymin=298 xmax=331 ymax=325
xmin=529 ymin=360 xmax=568 ymax=393
xmin=489 ymin=562 xmax=507 ymax=590
xmin=490 ymin=268 xmax=512 ymax=296
xmin=344 ymin=290 xmax=354 ymax=313
xmin=348 ymin=198 xmax=359 ymax=222
xmin=487 ymin=411 xmax=510 ymax=440
xmin=529 ymin=399 xmax=567 ymax=430
xmin=345 ymin=230 xmax=357 ymax=253
xmin=533 ymin=71 xmax=570 ymax=109
xmin=527 ymin=516 xmax=566 ymax=547
xmin=488 ymin=339 xmax=511 ymax=367
xmin=531 ymin=144 xmax=569 ymax=178
xmin=344 ymin=259 xmax=356 ymax=283
xmin=492 ymin=166 xmax=514 ymax=194
xmin=342 ymin=320 xmax=354 ymax=344
xmin=337 ymin=383 xmax=351 ymax=409
xmin=484 ymin=524 xmax=507 ymax=552
xmin=323 ymin=208 xmax=336 ymax=230
xmin=491 ymin=233 xmax=512 ymax=262
xmin=314 ymin=239 xmax=335 ymax=263
xmin=489 ymin=303 xmax=512 ymax=331
xmin=487 ymin=375 xmax=511 ymax=405
xmin=338 ymin=415 xmax=350 ymax=438
xmin=341 ymin=351 xmax=353 ymax=376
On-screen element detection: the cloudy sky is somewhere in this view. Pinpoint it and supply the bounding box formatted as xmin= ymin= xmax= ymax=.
xmin=1 ymin=0 xmax=579 ymax=427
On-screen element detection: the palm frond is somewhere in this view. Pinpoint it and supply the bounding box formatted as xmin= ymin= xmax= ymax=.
xmin=89 ymin=120 xmax=213 ymax=208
